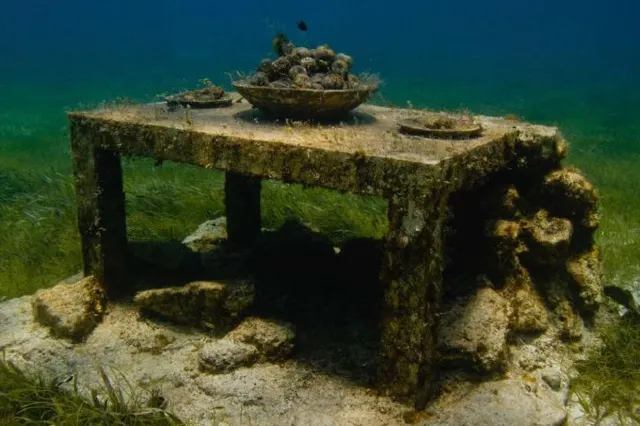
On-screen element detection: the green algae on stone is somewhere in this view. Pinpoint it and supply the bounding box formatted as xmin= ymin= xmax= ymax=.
xmin=198 ymin=339 xmax=259 ymax=374
xmin=520 ymin=209 xmax=573 ymax=264
xmin=182 ymin=217 xmax=228 ymax=252
xmin=535 ymin=167 xmax=600 ymax=231
xmin=32 ymin=275 xmax=107 ymax=343
xmin=437 ymin=287 xmax=512 ymax=373
xmin=479 ymin=184 xmax=525 ymax=219
xmin=133 ymin=279 xmax=254 ymax=332
xmin=378 ymin=188 xmax=451 ymax=408
xmin=224 ymin=317 xmax=296 ymax=362
xmin=555 ymin=299 xmax=584 ymax=341
xmin=69 ymin=122 xmax=128 ymax=299
xmin=505 ymin=277 xmax=550 ymax=333
xmin=505 ymin=127 xmax=568 ymax=172
xmin=485 ymin=219 xmax=526 ymax=274
xmin=566 ymin=246 xmax=604 ymax=313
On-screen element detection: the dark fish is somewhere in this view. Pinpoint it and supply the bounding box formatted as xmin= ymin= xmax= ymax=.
xmin=272 ymin=32 xmax=289 ymax=56
xmin=296 ymin=20 xmax=308 ymax=31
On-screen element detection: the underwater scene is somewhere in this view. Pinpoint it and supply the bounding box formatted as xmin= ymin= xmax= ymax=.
xmin=1 ymin=0 xmax=639 ymax=425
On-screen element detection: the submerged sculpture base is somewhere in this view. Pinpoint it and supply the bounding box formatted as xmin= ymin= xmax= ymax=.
xmin=2 ymin=287 xmax=571 ymax=426
xmin=67 ymin=98 xmax=581 ymax=406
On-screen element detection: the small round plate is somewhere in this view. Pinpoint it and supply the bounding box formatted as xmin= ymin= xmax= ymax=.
xmin=397 ymin=117 xmax=483 ymax=139
xmin=165 ymin=94 xmax=233 ymax=109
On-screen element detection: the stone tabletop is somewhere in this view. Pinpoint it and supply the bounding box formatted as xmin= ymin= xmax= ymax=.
xmin=67 ymin=98 xmax=560 ymax=197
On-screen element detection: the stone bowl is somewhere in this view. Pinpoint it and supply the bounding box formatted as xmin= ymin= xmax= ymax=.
xmin=397 ymin=117 xmax=483 ymax=140
xmin=231 ymin=82 xmax=378 ymax=120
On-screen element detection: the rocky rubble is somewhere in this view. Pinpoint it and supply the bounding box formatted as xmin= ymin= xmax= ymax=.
xmin=198 ymin=317 xmax=295 ymax=373
xmin=31 ymin=275 xmax=106 ymax=342
xmin=2 ymin=290 xmax=578 ymax=426
xmin=438 ymin=288 xmax=512 ymax=372
xmin=133 ymin=279 xmax=254 ymax=333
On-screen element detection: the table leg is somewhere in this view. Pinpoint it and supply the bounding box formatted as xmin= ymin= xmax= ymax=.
xmin=70 ymin=128 xmax=128 ymax=298
xmin=224 ymin=171 xmax=262 ymax=247
xmin=378 ymin=192 xmax=450 ymax=408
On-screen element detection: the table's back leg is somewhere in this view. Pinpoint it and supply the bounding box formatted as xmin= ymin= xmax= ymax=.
xmin=378 ymin=192 xmax=450 ymax=409
xmin=70 ymin=127 xmax=128 ymax=298
xmin=224 ymin=171 xmax=262 ymax=247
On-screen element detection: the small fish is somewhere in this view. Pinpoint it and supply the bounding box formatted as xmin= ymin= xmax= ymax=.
xmin=273 ymin=32 xmax=290 ymax=56
xmin=296 ymin=20 xmax=308 ymax=31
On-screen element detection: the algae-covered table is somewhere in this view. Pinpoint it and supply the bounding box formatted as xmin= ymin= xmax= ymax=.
xmin=67 ymin=99 xmax=563 ymax=407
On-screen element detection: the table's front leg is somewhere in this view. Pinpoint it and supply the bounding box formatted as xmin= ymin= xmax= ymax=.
xmin=378 ymin=192 xmax=450 ymax=409
xmin=70 ymin=128 xmax=128 ymax=298
xmin=224 ymin=171 xmax=262 ymax=247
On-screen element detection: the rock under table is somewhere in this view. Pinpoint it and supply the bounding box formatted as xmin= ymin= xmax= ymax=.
xmin=67 ymin=98 xmax=565 ymax=408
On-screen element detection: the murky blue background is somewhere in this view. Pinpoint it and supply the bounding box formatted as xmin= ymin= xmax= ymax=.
xmin=1 ymin=0 xmax=638 ymax=154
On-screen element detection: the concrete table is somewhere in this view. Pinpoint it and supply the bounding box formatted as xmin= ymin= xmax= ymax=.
xmin=67 ymin=99 xmax=563 ymax=407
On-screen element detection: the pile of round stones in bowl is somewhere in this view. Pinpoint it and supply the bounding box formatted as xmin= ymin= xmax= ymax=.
xmin=244 ymin=38 xmax=365 ymax=90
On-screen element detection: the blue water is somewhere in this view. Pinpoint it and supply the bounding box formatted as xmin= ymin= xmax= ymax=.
xmin=1 ymin=0 xmax=639 ymax=155
xmin=0 ymin=0 xmax=639 ymax=298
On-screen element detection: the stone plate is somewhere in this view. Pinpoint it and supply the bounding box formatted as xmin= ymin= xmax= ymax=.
xmin=231 ymin=82 xmax=378 ymax=120
xmin=165 ymin=94 xmax=233 ymax=109
xmin=397 ymin=118 xmax=483 ymax=140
